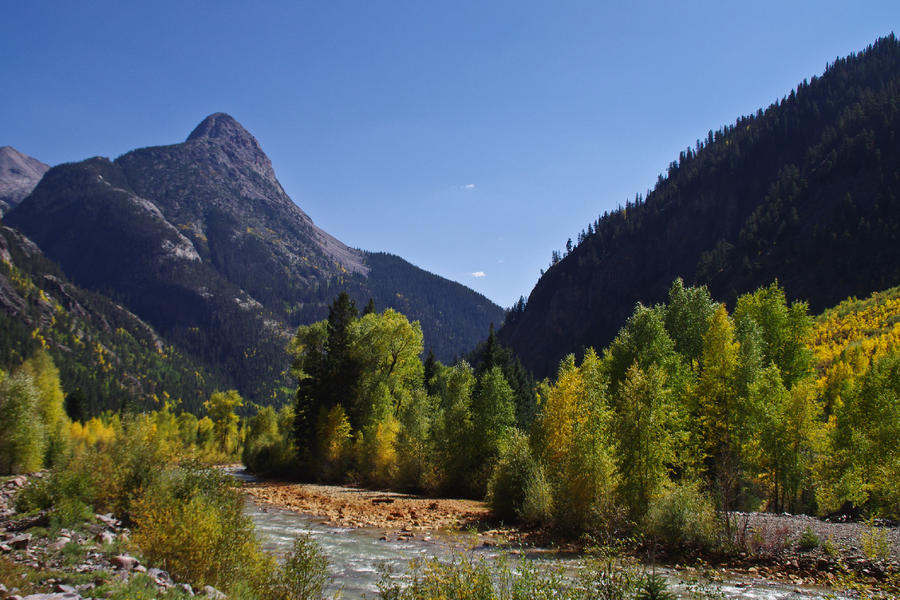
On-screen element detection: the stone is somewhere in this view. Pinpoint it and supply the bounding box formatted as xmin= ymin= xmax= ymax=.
xmin=176 ymin=583 xmax=194 ymax=596
xmin=95 ymin=531 xmax=115 ymax=546
xmin=53 ymin=584 xmax=77 ymax=594
xmin=112 ymin=554 xmax=139 ymax=570
xmin=95 ymin=514 xmax=118 ymax=528
xmin=148 ymin=567 xmax=173 ymax=586
xmin=49 ymin=537 xmax=72 ymax=551
xmin=8 ymin=534 xmax=30 ymax=550
xmin=202 ymin=585 xmax=226 ymax=599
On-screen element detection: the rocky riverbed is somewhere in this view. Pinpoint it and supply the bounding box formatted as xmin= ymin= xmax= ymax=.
xmin=240 ymin=475 xmax=900 ymax=594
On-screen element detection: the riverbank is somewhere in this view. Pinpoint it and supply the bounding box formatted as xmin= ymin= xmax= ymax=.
xmin=241 ymin=475 xmax=900 ymax=594
xmin=242 ymin=479 xmax=493 ymax=533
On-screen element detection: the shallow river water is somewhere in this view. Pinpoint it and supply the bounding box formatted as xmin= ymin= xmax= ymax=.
xmin=236 ymin=474 xmax=847 ymax=599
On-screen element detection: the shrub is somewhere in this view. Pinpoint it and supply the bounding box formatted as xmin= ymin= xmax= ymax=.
xmin=520 ymin=465 xmax=553 ymax=525
xmin=487 ymin=430 xmax=542 ymax=523
xmin=131 ymin=466 xmax=270 ymax=591
xmin=244 ymin=406 xmax=297 ymax=476
xmin=797 ymin=526 xmax=820 ymax=551
xmin=636 ymin=573 xmax=676 ymax=600
xmin=642 ymin=480 xmax=720 ymax=551
xmin=0 ymin=372 xmax=46 ymax=474
xmin=861 ymin=518 xmax=892 ymax=562
xmin=267 ymin=535 xmax=330 ymax=600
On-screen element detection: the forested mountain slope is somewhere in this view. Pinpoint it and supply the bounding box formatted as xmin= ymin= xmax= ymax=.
xmin=0 ymin=225 xmax=221 ymax=415
xmin=499 ymin=35 xmax=900 ymax=378
xmin=6 ymin=114 xmax=502 ymax=404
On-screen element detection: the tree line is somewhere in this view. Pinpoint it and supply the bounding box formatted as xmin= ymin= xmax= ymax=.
xmin=238 ymin=282 xmax=899 ymax=543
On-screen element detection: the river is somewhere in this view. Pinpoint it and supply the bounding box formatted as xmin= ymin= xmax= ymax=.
xmin=235 ymin=473 xmax=847 ymax=599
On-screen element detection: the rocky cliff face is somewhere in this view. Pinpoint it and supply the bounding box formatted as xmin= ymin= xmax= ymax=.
xmin=0 ymin=146 xmax=49 ymax=215
xmin=5 ymin=114 xmax=502 ymax=403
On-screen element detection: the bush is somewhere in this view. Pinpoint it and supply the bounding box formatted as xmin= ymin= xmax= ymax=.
xmin=797 ymin=526 xmax=820 ymax=551
xmin=0 ymin=372 xmax=46 ymax=474
xmin=642 ymin=481 xmax=720 ymax=551
xmin=131 ymin=466 xmax=270 ymax=591
xmin=487 ymin=430 xmax=543 ymax=523
xmin=15 ymin=457 xmax=99 ymax=527
xmin=243 ymin=406 xmax=297 ymax=476
xmin=268 ymin=535 xmax=330 ymax=600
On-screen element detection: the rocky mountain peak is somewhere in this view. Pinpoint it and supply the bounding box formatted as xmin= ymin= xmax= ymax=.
xmin=0 ymin=146 xmax=50 ymax=215
xmin=187 ymin=113 xmax=257 ymax=147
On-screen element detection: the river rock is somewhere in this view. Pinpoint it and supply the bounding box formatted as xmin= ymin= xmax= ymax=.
xmin=112 ymin=554 xmax=139 ymax=570
xmin=148 ymin=567 xmax=173 ymax=587
xmin=53 ymin=584 xmax=77 ymax=594
xmin=49 ymin=537 xmax=72 ymax=551
xmin=9 ymin=534 xmax=30 ymax=549
xmin=202 ymin=584 xmax=226 ymax=599
xmin=95 ymin=530 xmax=115 ymax=546
xmin=95 ymin=513 xmax=118 ymax=528
xmin=21 ymin=594 xmax=82 ymax=599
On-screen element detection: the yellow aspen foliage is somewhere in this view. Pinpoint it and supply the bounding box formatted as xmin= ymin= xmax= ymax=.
xmin=315 ymin=404 xmax=352 ymax=481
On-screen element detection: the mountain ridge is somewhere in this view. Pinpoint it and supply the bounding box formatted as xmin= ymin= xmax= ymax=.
xmin=6 ymin=114 xmax=503 ymax=405
xmin=499 ymin=35 xmax=900 ymax=378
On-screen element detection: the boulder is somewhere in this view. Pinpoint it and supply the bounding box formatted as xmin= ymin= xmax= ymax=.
xmin=148 ymin=567 xmax=173 ymax=587
xmin=95 ymin=531 xmax=115 ymax=546
xmin=111 ymin=554 xmax=139 ymax=570
xmin=202 ymin=585 xmax=227 ymax=599
xmin=49 ymin=537 xmax=72 ymax=551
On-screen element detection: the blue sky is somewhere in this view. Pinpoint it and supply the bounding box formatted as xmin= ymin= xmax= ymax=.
xmin=2 ymin=2 xmax=897 ymax=307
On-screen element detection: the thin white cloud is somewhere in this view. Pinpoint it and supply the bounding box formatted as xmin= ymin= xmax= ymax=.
xmin=471 ymin=271 xmax=486 ymax=278
xmin=463 ymin=183 xmax=476 ymax=190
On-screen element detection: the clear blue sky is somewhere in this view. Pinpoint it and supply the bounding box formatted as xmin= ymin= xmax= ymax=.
xmin=2 ymin=2 xmax=897 ymax=307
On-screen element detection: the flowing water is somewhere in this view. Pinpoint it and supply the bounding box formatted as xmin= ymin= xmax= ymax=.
xmin=235 ymin=472 xmax=848 ymax=599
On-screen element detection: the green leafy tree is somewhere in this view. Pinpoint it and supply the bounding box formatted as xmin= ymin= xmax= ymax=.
xmin=745 ymin=366 xmax=819 ymax=512
xmin=18 ymin=350 xmax=70 ymax=466
xmin=825 ymin=350 xmax=900 ymax=516
xmin=469 ymin=367 xmax=516 ymax=491
xmin=205 ymin=389 xmax=243 ymax=456
xmin=533 ymin=351 xmax=618 ymax=532
xmin=349 ymin=308 xmax=424 ymax=427
xmin=697 ymin=305 xmax=742 ymax=511
xmin=0 ymin=371 xmax=46 ymax=473
xmin=432 ymin=361 xmax=476 ymax=494
xmin=664 ymin=278 xmax=718 ymax=369
xmin=733 ymin=282 xmax=813 ymax=387
xmin=616 ymin=363 xmax=675 ymax=517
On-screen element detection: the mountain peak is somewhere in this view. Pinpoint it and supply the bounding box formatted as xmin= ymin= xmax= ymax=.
xmin=186 ymin=113 xmax=257 ymax=147
xmin=0 ymin=146 xmax=50 ymax=215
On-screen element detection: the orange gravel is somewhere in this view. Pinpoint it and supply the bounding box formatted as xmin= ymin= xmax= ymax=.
xmin=242 ymin=480 xmax=492 ymax=532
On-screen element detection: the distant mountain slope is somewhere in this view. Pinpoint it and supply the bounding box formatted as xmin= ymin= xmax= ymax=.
xmin=6 ymin=114 xmax=502 ymax=404
xmin=0 ymin=147 xmax=48 ymax=215
xmin=0 ymin=225 xmax=221 ymax=415
xmin=499 ymin=35 xmax=900 ymax=378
